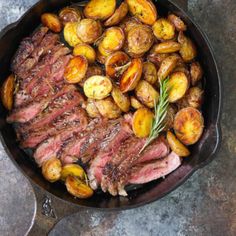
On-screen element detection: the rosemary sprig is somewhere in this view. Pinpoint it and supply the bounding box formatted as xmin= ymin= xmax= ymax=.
xmin=139 ymin=78 xmax=170 ymax=154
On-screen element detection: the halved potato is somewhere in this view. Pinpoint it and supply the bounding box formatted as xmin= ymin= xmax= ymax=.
xmin=59 ymin=7 xmax=82 ymax=25
xmin=190 ymin=62 xmax=203 ymax=86
xmin=135 ymin=80 xmax=159 ymax=108
xmin=126 ymin=0 xmax=157 ymax=25
xmin=105 ymin=51 xmax=130 ymax=79
xmin=77 ymin=19 xmax=102 ymax=44
xmin=86 ymin=98 xmax=101 ymax=118
xmin=120 ymin=16 xmax=142 ymax=35
xmin=152 ymin=18 xmax=175 ymax=41
xmin=61 ymin=164 xmax=86 ymax=181
xmin=64 ymin=22 xmax=82 ymax=47
xmin=1 ymin=74 xmax=15 ymax=110
xmin=41 ymin=13 xmax=62 ymax=33
xmin=84 ymin=75 xmax=112 ymax=100
xmin=174 ymin=107 xmax=204 ymax=145
xmin=130 ymin=96 xmax=144 ymax=109
xmin=142 ymin=61 xmax=158 ymax=85
xmin=64 ymin=56 xmax=88 ymax=83
xmin=73 ymin=43 xmax=96 ymax=64
xmin=168 ymin=14 xmax=187 ymax=32
xmin=66 ymin=176 xmax=93 ymax=199
xmin=132 ymin=107 xmax=154 ymax=138
xmin=178 ymin=32 xmax=197 ymax=62
xmin=111 ymin=86 xmax=130 ymax=112
xmin=147 ymin=52 xmax=169 ymax=67
xmin=104 ymin=2 xmax=129 ymax=27
xmin=120 ymin=58 xmax=143 ymax=93
xmin=84 ymin=0 xmax=116 ymax=20
xmin=167 ymin=131 xmax=190 ymax=157
xmin=95 ymin=97 xmax=122 ymax=119
xmin=167 ymin=72 xmax=189 ymax=103
xmin=152 ymin=41 xmax=181 ymax=54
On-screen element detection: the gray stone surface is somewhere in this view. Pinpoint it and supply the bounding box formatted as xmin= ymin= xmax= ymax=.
xmin=0 ymin=0 xmax=236 ymax=235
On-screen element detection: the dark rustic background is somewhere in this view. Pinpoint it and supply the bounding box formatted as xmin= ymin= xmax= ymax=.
xmin=0 ymin=0 xmax=235 ymax=235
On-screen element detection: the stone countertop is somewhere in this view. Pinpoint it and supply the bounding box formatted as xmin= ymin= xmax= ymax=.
xmin=0 ymin=0 xmax=235 ymax=235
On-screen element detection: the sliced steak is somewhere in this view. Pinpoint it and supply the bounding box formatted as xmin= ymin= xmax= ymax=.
xmin=129 ymin=152 xmax=182 ymax=184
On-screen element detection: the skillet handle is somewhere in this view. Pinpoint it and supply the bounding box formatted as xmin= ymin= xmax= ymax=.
xmin=28 ymin=184 xmax=80 ymax=236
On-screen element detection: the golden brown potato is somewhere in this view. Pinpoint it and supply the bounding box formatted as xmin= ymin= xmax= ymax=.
xmin=167 ymin=131 xmax=190 ymax=157
xmin=73 ymin=43 xmax=96 ymax=64
xmin=163 ymin=105 xmax=177 ymax=130
xmin=105 ymin=51 xmax=130 ymax=79
xmin=84 ymin=76 xmax=112 ymax=100
xmin=126 ymin=0 xmax=157 ymax=25
xmin=42 ymin=157 xmax=62 ymax=183
xmin=111 ymin=86 xmax=130 ymax=112
xmin=96 ymin=50 xmax=107 ymax=64
xmin=132 ymin=107 xmax=154 ymax=138
xmin=135 ymin=80 xmax=159 ymax=108
xmin=120 ymin=58 xmax=143 ymax=93
xmin=84 ymin=0 xmax=116 ymax=20
xmin=190 ymin=62 xmax=203 ymax=86
xmin=142 ymin=62 xmax=158 ymax=85
xmin=120 ymin=16 xmax=141 ymax=35
xmin=65 ymin=176 xmax=93 ymax=199
xmin=172 ymin=64 xmax=189 ymax=75
xmin=168 ymin=14 xmax=187 ymax=32
xmin=41 ymin=13 xmax=62 ymax=33
xmin=64 ymin=22 xmax=82 ymax=47
xmin=147 ymin=52 xmax=169 ymax=67
xmin=131 ymin=96 xmax=144 ymax=109
xmin=86 ymin=98 xmax=101 ymax=118
xmin=152 ymin=18 xmax=175 ymax=41
xmin=59 ymin=7 xmax=82 ymax=25
xmin=104 ymin=2 xmax=129 ymax=27
xmin=61 ymin=164 xmax=86 ymax=181
xmin=157 ymin=54 xmax=180 ymax=81
xmin=126 ymin=25 xmax=154 ymax=57
xmin=64 ymin=56 xmax=88 ymax=83
xmin=1 ymin=74 xmax=15 ymax=110
xmin=178 ymin=32 xmax=197 ymax=62
xmin=167 ymin=72 xmax=189 ymax=103
xmin=77 ymin=19 xmax=102 ymax=44
xmin=95 ymin=97 xmax=122 ymax=119
xmin=152 ymin=41 xmax=181 ymax=54
xmin=174 ymin=107 xmax=204 ymax=145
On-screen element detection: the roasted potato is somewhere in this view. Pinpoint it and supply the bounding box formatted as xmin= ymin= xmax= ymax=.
xmin=172 ymin=64 xmax=189 ymax=75
xmin=104 ymin=2 xmax=129 ymax=27
xmin=190 ymin=62 xmax=203 ymax=86
xmin=59 ymin=7 xmax=82 ymax=25
xmin=152 ymin=18 xmax=175 ymax=41
xmin=73 ymin=43 xmax=96 ymax=64
xmin=174 ymin=107 xmax=204 ymax=145
xmin=147 ymin=52 xmax=169 ymax=67
xmin=142 ymin=61 xmax=158 ymax=85
xmin=178 ymin=32 xmax=197 ymax=62
xmin=132 ymin=107 xmax=154 ymax=138
xmin=64 ymin=56 xmax=88 ymax=83
xmin=1 ymin=74 xmax=15 ymax=110
xmin=84 ymin=75 xmax=112 ymax=100
xmin=95 ymin=97 xmax=122 ymax=119
xmin=42 ymin=157 xmax=62 ymax=183
xmin=167 ymin=72 xmax=189 ymax=103
xmin=61 ymin=164 xmax=86 ymax=181
xmin=157 ymin=54 xmax=180 ymax=81
xmin=120 ymin=58 xmax=143 ymax=93
xmin=135 ymin=80 xmax=159 ymax=108
xmin=120 ymin=16 xmax=141 ymax=35
xmin=105 ymin=51 xmax=130 ymax=79
xmin=111 ymin=86 xmax=130 ymax=112
xmin=126 ymin=0 xmax=157 ymax=25
xmin=64 ymin=22 xmax=82 ymax=47
xmin=163 ymin=105 xmax=177 ymax=130
xmin=130 ymin=96 xmax=144 ymax=109
xmin=84 ymin=0 xmax=116 ymax=20
xmin=77 ymin=19 xmax=102 ymax=44
xmin=126 ymin=25 xmax=154 ymax=57
xmin=66 ymin=176 xmax=93 ymax=199
xmin=168 ymin=14 xmax=187 ymax=32
xmin=41 ymin=13 xmax=62 ymax=33
xmin=96 ymin=50 xmax=107 ymax=64
xmin=86 ymin=98 xmax=101 ymax=118
xmin=85 ymin=65 xmax=103 ymax=79
xmin=152 ymin=41 xmax=181 ymax=54
xmin=167 ymin=131 xmax=190 ymax=157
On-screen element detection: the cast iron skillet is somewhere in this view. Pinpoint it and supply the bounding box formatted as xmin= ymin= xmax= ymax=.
xmin=0 ymin=0 xmax=221 ymax=234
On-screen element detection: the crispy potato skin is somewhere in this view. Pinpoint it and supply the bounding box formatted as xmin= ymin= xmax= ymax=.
xmin=61 ymin=164 xmax=86 ymax=181
xmin=59 ymin=7 xmax=81 ymax=25
xmin=1 ymin=74 xmax=15 ymax=110
xmin=130 ymin=96 xmax=144 ymax=109
xmin=174 ymin=107 xmax=204 ymax=145
xmin=163 ymin=105 xmax=177 ymax=130
xmin=96 ymin=50 xmax=107 ymax=64
xmin=120 ymin=16 xmax=142 ymax=35
xmin=112 ymin=86 xmax=130 ymax=112
xmin=85 ymin=66 xmax=103 ymax=79
xmin=41 ymin=13 xmax=62 ymax=33
xmin=168 ymin=14 xmax=187 ymax=32
xmin=64 ymin=22 xmax=82 ymax=47
xmin=147 ymin=52 xmax=169 ymax=68
xmin=104 ymin=2 xmax=129 ymax=27
xmin=73 ymin=43 xmax=96 ymax=64
xmin=126 ymin=0 xmax=157 ymax=25
xmin=120 ymin=58 xmax=143 ymax=93
xmin=152 ymin=41 xmax=181 ymax=54
xmin=132 ymin=107 xmax=154 ymax=138
xmin=190 ymin=62 xmax=203 ymax=86
xmin=84 ymin=0 xmax=116 ymax=20
xmin=86 ymin=98 xmax=101 ymax=118
xmin=143 ymin=62 xmax=158 ymax=85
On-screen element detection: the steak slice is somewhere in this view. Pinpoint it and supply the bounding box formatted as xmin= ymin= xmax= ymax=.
xmin=129 ymin=152 xmax=182 ymax=184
